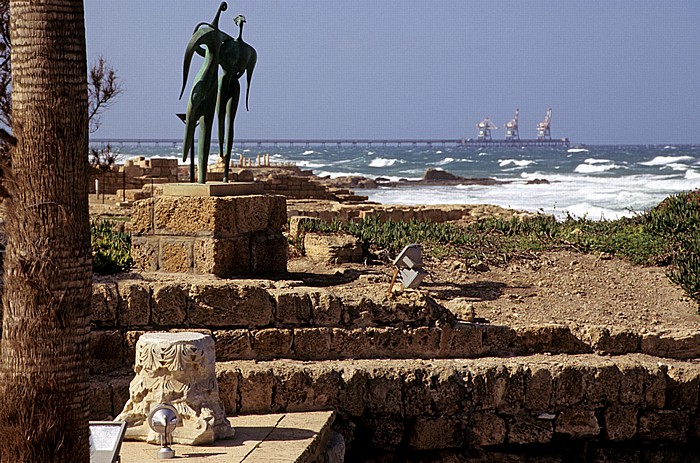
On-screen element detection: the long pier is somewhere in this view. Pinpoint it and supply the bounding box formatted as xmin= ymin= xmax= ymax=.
xmin=91 ymin=137 xmax=570 ymax=148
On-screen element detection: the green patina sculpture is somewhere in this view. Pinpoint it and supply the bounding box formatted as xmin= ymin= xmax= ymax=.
xmin=180 ymin=2 xmax=257 ymax=183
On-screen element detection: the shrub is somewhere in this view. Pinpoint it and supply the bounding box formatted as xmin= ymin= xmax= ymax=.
xmin=91 ymin=219 xmax=132 ymax=274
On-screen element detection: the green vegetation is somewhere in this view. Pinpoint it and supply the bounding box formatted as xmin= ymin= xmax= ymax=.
xmin=298 ymin=190 xmax=700 ymax=305
xmin=91 ymin=219 xmax=132 ymax=274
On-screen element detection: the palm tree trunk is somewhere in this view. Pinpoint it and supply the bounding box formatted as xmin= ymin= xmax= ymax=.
xmin=0 ymin=0 xmax=91 ymax=461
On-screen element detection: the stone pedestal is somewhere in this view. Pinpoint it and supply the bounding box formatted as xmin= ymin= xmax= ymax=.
xmin=129 ymin=193 xmax=288 ymax=277
xmin=115 ymin=332 xmax=234 ymax=445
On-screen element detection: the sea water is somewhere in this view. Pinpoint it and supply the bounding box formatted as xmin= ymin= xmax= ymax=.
xmin=100 ymin=143 xmax=700 ymax=220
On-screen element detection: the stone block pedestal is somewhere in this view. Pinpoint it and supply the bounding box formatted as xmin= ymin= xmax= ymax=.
xmin=130 ymin=193 xmax=287 ymax=277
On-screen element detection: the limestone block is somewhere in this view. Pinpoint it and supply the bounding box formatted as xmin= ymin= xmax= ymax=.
xmin=330 ymin=328 xmax=372 ymax=359
xmin=189 ymin=283 xmax=273 ymax=328
xmin=363 ymin=418 xmax=404 ymax=449
xmin=213 ymin=329 xmax=254 ymax=361
xmin=117 ymin=281 xmax=151 ymax=326
xmin=239 ymin=367 xmax=274 ymax=414
xmin=90 ymin=330 xmax=124 ymax=374
xmin=194 ymin=236 xmax=250 ymax=277
xmin=514 ymin=325 xmax=588 ymax=355
xmin=402 ymin=371 xmax=432 ymax=418
xmin=367 ymin=369 xmax=403 ymax=415
xmin=115 ymin=332 xmax=234 ymax=445
xmin=406 ymin=327 xmax=441 ymax=358
xmin=215 ymin=366 xmax=240 ymax=415
xmin=638 ymin=410 xmax=689 ymax=442
xmin=583 ymin=362 xmax=621 ymax=406
xmin=304 ymin=367 xmax=343 ymax=411
xmin=427 ymin=368 xmax=464 ymax=416
xmin=442 ymin=322 xmax=483 ymax=357
xmin=551 ymin=365 xmax=584 ymax=408
xmin=109 ymin=376 xmax=132 ymax=420
xmin=494 ymin=365 xmax=525 ymax=415
xmin=268 ymin=195 xmax=287 ymax=231
xmin=250 ymin=230 xmax=288 ymax=274
xmin=554 ymin=408 xmax=600 ymax=437
xmin=665 ymin=364 xmax=700 ymax=409
xmin=468 ymin=412 xmax=506 ymax=446
xmin=309 ymin=290 xmax=343 ymax=326
xmin=128 ymin=197 xmax=156 ymax=234
xmin=618 ymin=363 xmax=645 ymax=405
xmin=293 ymin=328 xmax=331 ymax=359
xmin=643 ymin=363 xmax=666 ymax=409
xmin=274 ymin=290 xmax=312 ymax=326
xmin=253 ymin=328 xmax=292 ymax=359
xmin=89 ymin=379 xmax=114 ymax=420
xmin=235 ymin=195 xmax=270 ymax=233
xmin=271 ymin=368 xmax=315 ymax=412
xmin=154 ymin=196 xmax=236 ymax=237
xmin=124 ymin=331 xmax=145 ymax=366
xmin=523 ymin=365 xmax=553 ymax=413
xmin=584 ymin=326 xmax=641 ymax=354
xmin=92 ymin=282 xmax=118 ymax=327
xmin=130 ymin=235 xmax=159 ymax=272
xmin=151 ymin=283 xmax=188 ymax=326
xmin=288 ymin=216 xmax=321 ymax=241
xmin=408 ymin=417 xmax=463 ymax=450
xmin=337 ymin=366 xmax=369 ymax=417
xmin=603 ymin=405 xmax=637 ymax=441
xmin=482 ymin=324 xmax=517 ymax=355
xmin=366 ymin=327 xmax=409 ymax=357
xmin=507 ymin=414 xmax=553 ymax=444
xmin=159 ymin=237 xmax=193 ymax=273
xmin=641 ymin=329 xmax=700 ymax=359
xmin=304 ymin=232 xmax=362 ymax=264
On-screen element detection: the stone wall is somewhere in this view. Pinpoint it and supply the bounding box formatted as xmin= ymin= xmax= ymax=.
xmin=90 ymin=157 xmax=180 ymax=195
xmin=128 ymin=194 xmax=287 ymax=277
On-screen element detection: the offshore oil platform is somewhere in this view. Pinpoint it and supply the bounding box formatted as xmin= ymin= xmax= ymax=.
xmin=465 ymin=108 xmax=570 ymax=147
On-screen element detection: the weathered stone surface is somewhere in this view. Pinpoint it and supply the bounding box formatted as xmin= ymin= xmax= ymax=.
xmin=271 ymin=369 xmax=314 ymax=412
xmin=193 ymin=236 xmax=250 ymax=277
xmin=523 ymin=365 xmax=553 ymax=413
xmin=583 ymin=362 xmax=621 ymax=406
xmin=363 ymin=417 xmax=404 ymax=449
xmin=253 ymin=328 xmax=292 ymax=359
xmin=482 ymin=324 xmax=517 ymax=354
xmin=92 ymin=282 xmax=118 ymax=327
xmin=235 ymin=195 xmax=270 ymax=234
xmin=250 ymin=230 xmax=288 ymax=274
xmin=123 ymin=330 xmax=145 ymax=366
xmin=551 ymin=364 xmax=584 ymax=408
xmin=638 ymin=410 xmax=689 ymax=442
xmin=159 ymin=237 xmax=193 ymax=272
xmin=151 ymin=283 xmax=188 ymax=326
xmin=468 ymin=412 xmax=507 ymax=446
xmin=408 ymin=417 xmax=463 ymax=450
xmin=442 ymin=322 xmax=483 ymax=357
xmin=309 ymin=290 xmax=343 ymax=326
xmin=641 ymin=329 xmax=700 ymax=359
xmin=330 ymin=328 xmax=372 ymax=359
xmin=407 ymin=326 xmax=441 ymax=358
xmin=583 ymin=325 xmax=641 ymax=354
xmin=555 ymin=408 xmax=600 ymax=437
xmin=603 ymin=405 xmax=637 ymax=441
xmin=214 ymin=329 xmax=254 ymax=361
xmin=128 ymin=197 xmax=156 ymax=234
xmin=267 ymin=195 xmax=287 ymax=231
xmin=515 ymin=325 xmax=589 ymax=355
xmin=293 ymin=328 xmax=332 ymax=359
xmin=507 ymin=414 xmax=553 ymax=444
xmin=189 ymin=283 xmax=274 ymax=327
xmin=274 ymin=290 xmax=312 ymax=326
xmin=130 ymin=235 xmax=159 ymax=271
xmin=116 ymin=332 xmax=234 ymax=445
xmin=288 ymin=215 xmax=321 ymax=240
xmin=117 ymin=281 xmax=150 ymax=326
xmin=89 ymin=378 xmax=113 ymax=420
xmin=154 ymin=196 xmax=236 ymax=236
xmin=109 ymin=376 xmax=132 ymax=419
xmin=239 ymin=367 xmax=274 ymax=414
xmin=367 ymin=368 xmax=403 ymax=415
xmin=304 ymin=232 xmax=363 ymax=264
xmin=215 ymin=365 xmax=240 ymax=414
xmin=665 ymin=364 xmax=700 ymax=409
xmin=90 ymin=329 xmax=124 ymax=373
xmin=618 ymin=363 xmax=645 ymax=405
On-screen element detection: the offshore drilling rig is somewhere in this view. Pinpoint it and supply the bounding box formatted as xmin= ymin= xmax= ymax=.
xmin=466 ymin=108 xmax=569 ymax=147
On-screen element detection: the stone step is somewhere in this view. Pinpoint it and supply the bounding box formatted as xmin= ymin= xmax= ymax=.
xmin=90 ymin=321 xmax=700 ymax=375
xmin=93 ymin=353 xmax=700 ymax=453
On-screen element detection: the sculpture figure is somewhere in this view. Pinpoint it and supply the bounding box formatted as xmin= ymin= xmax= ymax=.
xmin=180 ymin=2 xmax=257 ymax=183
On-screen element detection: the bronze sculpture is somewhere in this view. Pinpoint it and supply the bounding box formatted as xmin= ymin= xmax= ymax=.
xmin=180 ymin=2 xmax=257 ymax=183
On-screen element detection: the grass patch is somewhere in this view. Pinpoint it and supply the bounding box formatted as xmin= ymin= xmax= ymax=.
xmin=297 ymin=190 xmax=700 ymax=306
xmin=91 ymin=219 xmax=132 ymax=274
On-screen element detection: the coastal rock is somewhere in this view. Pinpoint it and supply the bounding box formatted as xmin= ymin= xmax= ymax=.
xmin=422 ymin=168 xmax=462 ymax=182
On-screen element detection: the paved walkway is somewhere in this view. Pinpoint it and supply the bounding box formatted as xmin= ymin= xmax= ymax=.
xmin=119 ymin=411 xmax=335 ymax=463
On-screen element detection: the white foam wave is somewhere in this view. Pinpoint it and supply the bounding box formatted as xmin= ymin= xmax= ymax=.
xmin=301 ymin=150 xmax=315 ymax=155
xmin=567 ymin=148 xmax=589 ymax=153
xmin=499 ymin=159 xmax=535 ymax=168
xmin=296 ymin=160 xmax=326 ymax=168
xmin=583 ymin=158 xmax=612 ymax=164
xmin=685 ymin=169 xmax=700 ymax=179
xmin=367 ymin=151 xmax=375 ymax=155
xmin=369 ymin=157 xmax=399 ymax=168
xmin=433 ymin=157 xmax=455 ymax=166
xmin=436 ymin=150 xmax=443 ymax=154
xmin=639 ymin=155 xmax=693 ymax=166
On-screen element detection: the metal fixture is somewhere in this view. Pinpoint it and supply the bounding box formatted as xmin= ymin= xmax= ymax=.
xmin=388 ymin=244 xmax=427 ymax=294
xmin=147 ymin=403 xmax=180 ymax=460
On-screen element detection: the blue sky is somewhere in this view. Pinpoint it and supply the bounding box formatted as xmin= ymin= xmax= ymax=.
xmin=84 ymin=1 xmax=700 ymax=144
